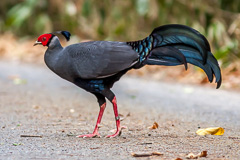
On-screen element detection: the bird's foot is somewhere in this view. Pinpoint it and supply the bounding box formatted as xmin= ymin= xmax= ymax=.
xmin=106 ymin=126 xmax=127 ymax=138
xmin=76 ymin=132 xmax=101 ymax=138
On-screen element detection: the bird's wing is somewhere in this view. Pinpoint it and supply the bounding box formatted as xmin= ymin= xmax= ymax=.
xmin=66 ymin=41 xmax=139 ymax=79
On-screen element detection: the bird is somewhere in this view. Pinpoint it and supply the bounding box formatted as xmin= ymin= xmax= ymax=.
xmin=34 ymin=24 xmax=222 ymax=138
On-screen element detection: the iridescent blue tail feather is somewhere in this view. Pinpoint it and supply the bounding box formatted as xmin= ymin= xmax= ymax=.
xmin=128 ymin=24 xmax=222 ymax=88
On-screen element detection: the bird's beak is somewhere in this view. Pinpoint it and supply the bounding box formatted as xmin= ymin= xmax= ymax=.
xmin=33 ymin=41 xmax=42 ymax=46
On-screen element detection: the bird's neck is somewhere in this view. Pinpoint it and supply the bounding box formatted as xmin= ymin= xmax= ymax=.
xmin=44 ymin=37 xmax=63 ymax=72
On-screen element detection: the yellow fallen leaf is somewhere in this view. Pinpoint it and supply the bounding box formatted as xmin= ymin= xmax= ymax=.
xmin=196 ymin=127 xmax=224 ymax=136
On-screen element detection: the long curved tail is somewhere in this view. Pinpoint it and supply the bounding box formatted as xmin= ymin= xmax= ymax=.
xmin=127 ymin=24 xmax=222 ymax=88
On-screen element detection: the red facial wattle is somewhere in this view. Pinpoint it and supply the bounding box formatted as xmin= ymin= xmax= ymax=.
xmin=37 ymin=34 xmax=53 ymax=46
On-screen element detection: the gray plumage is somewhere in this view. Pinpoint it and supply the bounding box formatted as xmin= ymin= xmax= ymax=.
xmin=44 ymin=36 xmax=139 ymax=82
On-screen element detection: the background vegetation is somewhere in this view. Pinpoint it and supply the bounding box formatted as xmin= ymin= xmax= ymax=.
xmin=1 ymin=0 xmax=240 ymax=65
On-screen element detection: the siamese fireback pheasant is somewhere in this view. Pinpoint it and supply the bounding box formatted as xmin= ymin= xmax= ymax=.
xmin=34 ymin=24 xmax=222 ymax=138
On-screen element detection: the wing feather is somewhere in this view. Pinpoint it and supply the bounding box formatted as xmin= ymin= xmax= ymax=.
xmin=66 ymin=41 xmax=138 ymax=79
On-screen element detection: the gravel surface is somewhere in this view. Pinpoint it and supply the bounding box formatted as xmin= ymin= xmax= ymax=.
xmin=0 ymin=60 xmax=240 ymax=159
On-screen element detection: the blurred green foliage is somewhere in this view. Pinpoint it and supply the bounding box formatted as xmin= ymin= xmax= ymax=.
xmin=0 ymin=0 xmax=240 ymax=64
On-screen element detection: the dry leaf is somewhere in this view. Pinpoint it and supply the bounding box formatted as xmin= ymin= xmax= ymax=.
xmin=186 ymin=152 xmax=198 ymax=159
xmin=20 ymin=135 xmax=42 ymax=138
xmin=131 ymin=151 xmax=163 ymax=157
xmin=131 ymin=152 xmax=152 ymax=157
xmin=152 ymin=152 xmax=163 ymax=156
xmin=196 ymin=127 xmax=224 ymax=135
xmin=175 ymin=158 xmax=183 ymax=160
xmin=32 ymin=105 xmax=40 ymax=109
xmin=126 ymin=112 xmax=131 ymax=117
xmin=149 ymin=122 xmax=159 ymax=129
xmin=118 ymin=113 xmax=124 ymax=117
xmin=198 ymin=151 xmax=207 ymax=157
xmin=186 ymin=151 xmax=207 ymax=159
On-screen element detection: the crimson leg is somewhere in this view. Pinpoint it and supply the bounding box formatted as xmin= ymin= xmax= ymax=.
xmin=77 ymin=94 xmax=106 ymax=138
xmin=103 ymin=90 xmax=126 ymax=138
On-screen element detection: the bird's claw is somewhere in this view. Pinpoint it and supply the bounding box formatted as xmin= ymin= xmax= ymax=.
xmin=76 ymin=132 xmax=101 ymax=138
xmin=106 ymin=126 xmax=127 ymax=138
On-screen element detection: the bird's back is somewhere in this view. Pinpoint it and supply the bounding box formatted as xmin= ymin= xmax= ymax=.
xmin=62 ymin=41 xmax=139 ymax=79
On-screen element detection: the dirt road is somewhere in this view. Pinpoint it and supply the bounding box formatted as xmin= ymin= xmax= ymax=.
xmin=0 ymin=60 xmax=240 ymax=159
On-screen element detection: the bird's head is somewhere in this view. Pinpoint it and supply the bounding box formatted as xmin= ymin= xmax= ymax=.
xmin=34 ymin=31 xmax=71 ymax=47
xmin=34 ymin=33 xmax=53 ymax=46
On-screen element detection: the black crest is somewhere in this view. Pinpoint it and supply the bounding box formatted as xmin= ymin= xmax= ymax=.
xmin=61 ymin=31 xmax=71 ymax=41
xmin=52 ymin=31 xmax=71 ymax=41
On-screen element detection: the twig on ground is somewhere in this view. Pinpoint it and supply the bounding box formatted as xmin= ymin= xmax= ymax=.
xmin=20 ymin=135 xmax=43 ymax=138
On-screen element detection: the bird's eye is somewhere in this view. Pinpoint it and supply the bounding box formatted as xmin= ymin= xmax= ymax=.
xmin=42 ymin=37 xmax=47 ymax=41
